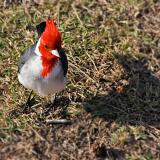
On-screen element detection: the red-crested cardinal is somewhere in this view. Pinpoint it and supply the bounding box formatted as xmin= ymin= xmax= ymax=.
xmin=18 ymin=19 xmax=68 ymax=110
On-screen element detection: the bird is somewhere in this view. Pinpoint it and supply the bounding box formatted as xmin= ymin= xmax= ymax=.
xmin=18 ymin=19 xmax=68 ymax=111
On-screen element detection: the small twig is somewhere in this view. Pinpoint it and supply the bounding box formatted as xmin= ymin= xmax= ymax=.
xmin=23 ymin=1 xmax=32 ymax=21
xmin=69 ymin=63 xmax=95 ymax=82
xmin=71 ymin=4 xmax=84 ymax=28
xmin=86 ymin=51 xmax=98 ymax=71
xmin=46 ymin=119 xmax=72 ymax=125
xmin=31 ymin=102 xmax=41 ymax=108
xmin=57 ymin=3 xmax=60 ymax=27
xmin=27 ymin=124 xmax=46 ymax=142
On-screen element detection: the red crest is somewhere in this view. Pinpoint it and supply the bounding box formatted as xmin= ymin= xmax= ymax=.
xmin=38 ymin=19 xmax=61 ymax=77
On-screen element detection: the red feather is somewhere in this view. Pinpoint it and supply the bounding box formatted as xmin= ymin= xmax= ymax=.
xmin=41 ymin=56 xmax=58 ymax=78
xmin=40 ymin=19 xmax=62 ymax=50
xmin=38 ymin=19 xmax=61 ymax=77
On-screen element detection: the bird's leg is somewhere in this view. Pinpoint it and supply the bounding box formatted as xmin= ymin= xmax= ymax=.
xmin=22 ymin=90 xmax=34 ymax=112
xmin=51 ymin=94 xmax=57 ymax=110
xmin=42 ymin=94 xmax=56 ymax=115
xmin=51 ymin=94 xmax=56 ymax=104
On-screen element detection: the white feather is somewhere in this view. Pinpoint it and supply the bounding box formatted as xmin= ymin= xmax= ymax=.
xmin=35 ymin=38 xmax=41 ymax=56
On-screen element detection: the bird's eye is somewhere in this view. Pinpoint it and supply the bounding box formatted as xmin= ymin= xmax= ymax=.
xmin=44 ymin=45 xmax=49 ymax=49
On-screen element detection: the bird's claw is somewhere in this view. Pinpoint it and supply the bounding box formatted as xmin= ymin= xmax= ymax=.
xmin=21 ymin=101 xmax=31 ymax=113
xmin=21 ymin=91 xmax=34 ymax=113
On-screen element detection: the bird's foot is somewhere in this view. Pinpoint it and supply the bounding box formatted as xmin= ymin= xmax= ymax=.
xmin=50 ymin=94 xmax=57 ymax=111
xmin=21 ymin=91 xmax=34 ymax=113
xmin=21 ymin=100 xmax=32 ymax=113
xmin=41 ymin=95 xmax=57 ymax=116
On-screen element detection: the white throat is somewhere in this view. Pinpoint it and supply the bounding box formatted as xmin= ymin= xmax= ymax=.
xmin=35 ymin=38 xmax=60 ymax=57
xmin=35 ymin=38 xmax=41 ymax=56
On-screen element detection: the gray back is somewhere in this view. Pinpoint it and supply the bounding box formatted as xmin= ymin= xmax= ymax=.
xmin=18 ymin=44 xmax=36 ymax=73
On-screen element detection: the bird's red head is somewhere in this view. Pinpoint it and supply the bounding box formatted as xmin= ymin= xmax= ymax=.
xmin=37 ymin=19 xmax=62 ymax=77
xmin=40 ymin=19 xmax=62 ymax=50
xmin=38 ymin=19 xmax=62 ymax=60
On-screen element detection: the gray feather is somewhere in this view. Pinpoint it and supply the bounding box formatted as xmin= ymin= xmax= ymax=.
xmin=18 ymin=44 xmax=36 ymax=73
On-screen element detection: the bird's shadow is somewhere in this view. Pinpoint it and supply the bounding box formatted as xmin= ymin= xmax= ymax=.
xmin=83 ymin=54 xmax=160 ymax=126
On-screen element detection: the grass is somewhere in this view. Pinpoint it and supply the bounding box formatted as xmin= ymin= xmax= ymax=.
xmin=0 ymin=0 xmax=160 ymax=159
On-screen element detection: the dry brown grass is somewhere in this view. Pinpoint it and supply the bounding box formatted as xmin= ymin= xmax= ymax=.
xmin=0 ymin=0 xmax=160 ymax=159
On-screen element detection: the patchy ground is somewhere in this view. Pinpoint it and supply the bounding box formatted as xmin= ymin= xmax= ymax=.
xmin=0 ymin=0 xmax=160 ymax=159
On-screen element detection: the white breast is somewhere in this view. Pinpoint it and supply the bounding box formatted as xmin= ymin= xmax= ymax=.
xmin=18 ymin=56 xmax=66 ymax=96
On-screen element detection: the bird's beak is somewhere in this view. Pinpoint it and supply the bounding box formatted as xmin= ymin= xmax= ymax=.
xmin=51 ymin=49 xmax=60 ymax=58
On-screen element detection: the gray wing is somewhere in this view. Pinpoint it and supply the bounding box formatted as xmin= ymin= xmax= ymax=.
xmin=18 ymin=44 xmax=36 ymax=73
xmin=59 ymin=49 xmax=68 ymax=77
